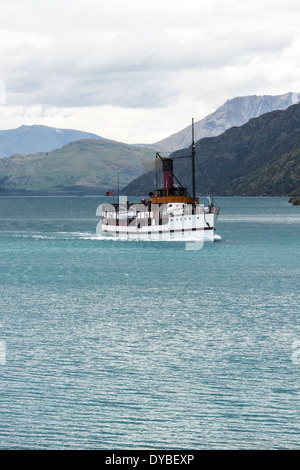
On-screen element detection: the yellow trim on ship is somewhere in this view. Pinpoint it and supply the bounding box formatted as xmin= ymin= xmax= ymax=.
xmin=149 ymin=196 xmax=199 ymax=204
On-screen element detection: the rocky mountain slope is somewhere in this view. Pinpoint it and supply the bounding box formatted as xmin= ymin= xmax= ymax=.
xmin=122 ymin=102 xmax=300 ymax=197
xmin=152 ymin=92 xmax=300 ymax=153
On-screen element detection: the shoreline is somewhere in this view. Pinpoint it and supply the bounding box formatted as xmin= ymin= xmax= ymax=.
xmin=288 ymin=196 xmax=300 ymax=205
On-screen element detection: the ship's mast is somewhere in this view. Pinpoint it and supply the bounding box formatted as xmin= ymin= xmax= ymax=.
xmin=192 ymin=118 xmax=196 ymax=214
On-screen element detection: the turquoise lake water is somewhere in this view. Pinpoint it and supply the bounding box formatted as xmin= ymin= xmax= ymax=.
xmin=0 ymin=196 xmax=299 ymax=449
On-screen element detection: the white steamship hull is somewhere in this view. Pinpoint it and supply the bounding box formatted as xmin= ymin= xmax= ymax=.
xmin=101 ymin=201 xmax=219 ymax=242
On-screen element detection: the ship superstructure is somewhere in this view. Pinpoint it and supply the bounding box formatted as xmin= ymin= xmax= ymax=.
xmin=100 ymin=120 xmax=220 ymax=241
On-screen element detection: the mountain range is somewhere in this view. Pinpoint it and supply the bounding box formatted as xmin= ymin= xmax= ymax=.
xmin=1 ymin=93 xmax=299 ymax=160
xmin=0 ymin=124 xmax=104 ymax=159
xmin=123 ymin=102 xmax=300 ymax=197
xmin=0 ymin=93 xmax=300 ymax=196
xmin=152 ymin=92 xmax=300 ymax=153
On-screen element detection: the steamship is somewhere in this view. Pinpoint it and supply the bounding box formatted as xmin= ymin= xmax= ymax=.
xmin=100 ymin=120 xmax=220 ymax=241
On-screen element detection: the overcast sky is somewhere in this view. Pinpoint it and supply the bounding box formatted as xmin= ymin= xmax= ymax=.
xmin=1 ymin=0 xmax=300 ymax=143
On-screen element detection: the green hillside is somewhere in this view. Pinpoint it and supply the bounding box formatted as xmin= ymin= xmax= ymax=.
xmin=0 ymin=139 xmax=156 ymax=195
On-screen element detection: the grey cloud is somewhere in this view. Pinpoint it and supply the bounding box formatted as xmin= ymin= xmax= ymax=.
xmin=2 ymin=0 xmax=299 ymax=111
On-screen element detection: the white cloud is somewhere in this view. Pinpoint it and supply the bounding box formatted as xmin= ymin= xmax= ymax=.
xmin=1 ymin=0 xmax=300 ymax=142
